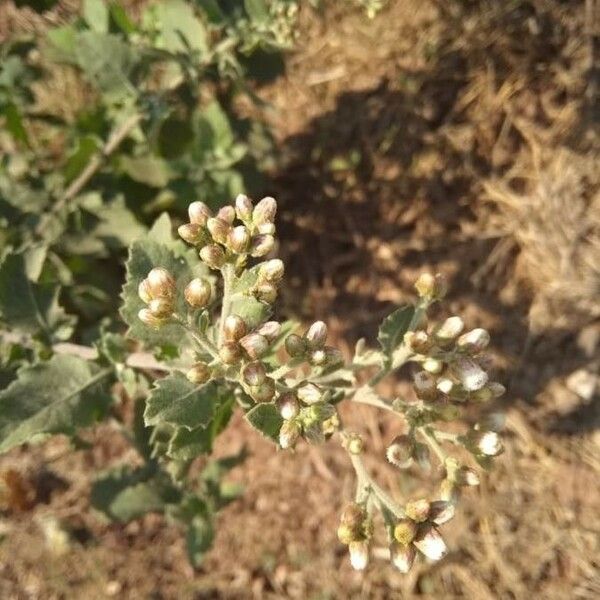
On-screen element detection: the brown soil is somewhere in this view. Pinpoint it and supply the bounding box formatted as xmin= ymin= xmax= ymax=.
xmin=1 ymin=1 xmax=599 ymax=599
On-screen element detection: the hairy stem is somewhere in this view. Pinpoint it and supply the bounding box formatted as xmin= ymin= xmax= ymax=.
xmin=420 ymin=427 xmax=447 ymax=464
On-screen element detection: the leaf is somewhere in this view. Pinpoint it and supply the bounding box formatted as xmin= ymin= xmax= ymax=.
xmin=229 ymin=265 xmax=272 ymax=330
xmin=1 ymin=103 xmax=29 ymax=146
xmin=245 ymin=403 xmax=282 ymax=443
xmin=194 ymin=101 xmax=234 ymax=161
xmin=377 ymin=305 xmax=415 ymax=367
xmin=83 ymin=0 xmax=109 ymax=33
xmin=151 ymin=0 xmax=208 ymax=54
xmin=0 ymin=355 xmax=112 ymax=453
xmin=0 ymin=251 xmax=75 ymax=341
xmin=145 ymin=374 xmax=221 ymax=431
xmin=109 ymin=2 xmax=136 ymax=34
xmin=244 ymin=0 xmax=269 ymax=23
xmin=63 ymin=135 xmax=99 ymax=183
xmin=120 ymin=155 xmax=172 ymax=188
xmin=91 ymin=465 xmax=180 ymax=522
xmin=186 ymin=514 xmax=214 ymax=567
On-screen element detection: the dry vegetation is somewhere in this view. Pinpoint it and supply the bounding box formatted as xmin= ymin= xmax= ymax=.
xmin=1 ymin=0 xmax=599 ymax=598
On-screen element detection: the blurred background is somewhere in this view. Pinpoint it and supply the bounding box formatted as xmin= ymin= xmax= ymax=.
xmin=0 ymin=0 xmax=598 ymax=598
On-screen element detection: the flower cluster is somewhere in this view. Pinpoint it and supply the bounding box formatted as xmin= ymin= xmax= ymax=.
xmin=137 ymin=268 xmax=176 ymax=328
xmin=336 ymin=503 xmax=374 ymax=570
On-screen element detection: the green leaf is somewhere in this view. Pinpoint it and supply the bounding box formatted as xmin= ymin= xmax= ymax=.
xmin=0 ymin=251 xmax=75 ymax=341
xmin=83 ymin=0 xmax=109 ymax=33
xmin=151 ymin=0 xmax=208 ymax=54
xmin=244 ymin=0 xmax=269 ymax=23
xmin=109 ymin=2 xmax=136 ymax=34
xmin=377 ymin=305 xmax=415 ymax=367
xmin=1 ymin=103 xmax=29 ymax=146
xmin=229 ymin=265 xmax=272 ymax=330
xmin=120 ymin=155 xmax=172 ymax=188
xmin=64 ymin=135 xmax=99 ymax=183
xmin=145 ymin=374 xmax=221 ymax=430
xmin=91 ymin=465 xmax=180 ymax=522
xmin=186 ymin=514 xmax=214 ymax=567
xmin=245 ymin=403 xmax=282 ymax=443
xmin=0 ymin=355 xmax=112 ymax=453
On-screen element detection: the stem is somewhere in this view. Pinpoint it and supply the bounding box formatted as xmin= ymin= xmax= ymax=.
xmin=349 ymin=385 xmax=397 ymax=413
xmin=219 ymin=263 xmax=235 ymax=345
xmin=173 ymin=316 xmax=219 ymax=359
xmin=420 ymin=427 xmax=447 ymax=464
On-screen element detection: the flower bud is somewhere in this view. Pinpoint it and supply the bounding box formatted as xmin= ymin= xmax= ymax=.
xmin=345 ymin=432 xmax=364 ymax=455
xmin=304 ymin=422 xmax=325 ymax=445
xmin=217 ymin=205 xmax=235 ymax=224
xmin=337 ymin=523 xmax=356 ymax=545
xmin=405 ymin=498 xmax=430 ymax=523
xmin=414 ymin=442 xmax=431 ymax=471
xmin=386 ymin=435 xmax=414 ymax=468
xmin=242 ymin=361 xmax=266 ymax=386
xmin=257 ymin=222 xmax=276 ymax=235
xmin=239 ymin=333 xmax=269 ymax=360
xmin=297 ymin=382 xmax=324 ymax=405
xmin=414 ymin=371 xmax=438 ymax=400
xmin=471 ymin=430 xmax=503 ymax=456
xmin=138 ymin=279 xmax=153 ymax=304
xmin=404 ymin=330 xmax=432 ymax=354
xmin=207 ymin=217 xmax=230 ymax=244
xmin=341 ymin=503 xmax=366 ymax=529
xmin=277 ymin=392 xmax=299 ymax=420
xmin=148 ymin=298 xmax=174 ymax=318
xmin=487 ymin=382 xmax=506 ymax=398
xmin=219 ymin=342 xmax=241 ymax=364
xmin=304 ymin=321 xmax=328 ymax=349
xmin=250 ymin=234 xmax=275 ymax=257
xmin=259 ymin=259 xmax=284 ymax=282
xmin=428 ymin=500 xmax=455 ymax=525
xmin=200 ymin=244 xmax=226 ymax=269
xmin=413 ymin=526 xmax=447 ymax=561
xmin=393 ymin=519 xmax=418 ymax=545
xmin=184 ymin=278 xmax=211 ymax=308
xmin=186 ymin=362 xmax=211 ymax=384
xmin=147 ymin=267 xmax=175 ymax=299
xmin=457 ymin=328 xmax=490 ymax=353
xmin=228 ymin=225 xmax=250 ymax=254
xmin=252 ymin=196 xmax=277 ymax=225
xmin=455 ymin=466 xmax=480 ymax=487
xmin=178 ymin=223 xmax=202 ymax=245
xmin=434 ymin=316 xmax=464 ymax=343
xmin=309 ymin=349 xmax=327 ymax=366
xmin=308 ymin=402 xmax=336 ymax=423
xmin=256 ymin=321 xmax=281 ymax=341
xmin=138 ymin=308 xmax=164 ymax=328
xmin=250 ymin=377 xmax=275 ymax=403
xmin=235 ymin=194 xmax=253 ymax=221
xmin=423 ymin=357 xmax=443 ymax=374
xmin=188 ymin=201 xmax=211 ymax=226
xmin=390 ymin=541 xmax=416 ymax=573
xmin=348 ymin=540 xmax=369 ymax=570
xmin=285 ymin=334 xmax=306 ymax=357
xmin=436 ymin=377 xmax=454 ymax=395
xmin=279 ymin=419 xmax=301 ymax=449
xmin=255 ymin=283 xmax=277 ymax=304
xmin=451 ymin=357 xmax=488 ymax=391
xmin=324 ymin=346 xmax=343 ymax=366
xmin=415 ymin=272 xmax=447 ymax=300
xmin=224 ymin=315 xmax=248 ymax=341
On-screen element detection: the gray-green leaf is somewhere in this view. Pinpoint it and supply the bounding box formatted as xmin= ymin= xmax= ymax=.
xmin=377 ymin=305 xmax=415 ymax=367
xmin=245 ymin=403 xmax=282 ymax=443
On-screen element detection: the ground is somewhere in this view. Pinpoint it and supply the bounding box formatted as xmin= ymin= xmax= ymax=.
xmin=0 ymin=1 xmax=599 ymax=598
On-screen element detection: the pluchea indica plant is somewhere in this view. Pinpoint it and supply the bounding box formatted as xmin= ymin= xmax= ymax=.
xmin=119 ymin=193 xmax=504 ymax=570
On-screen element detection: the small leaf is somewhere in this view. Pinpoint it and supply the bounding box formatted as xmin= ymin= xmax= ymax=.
xmin=1 ymin=103 xmax=29 ymax=146
xmin=63 ymin=135 xmax=99 ymax=183
xmin=83 ymin=0 xmax=109 ymax=33
xmin=186 ymin=515 xmax=214 ymax=567
xmin=120 ymin=155 xmax=172 ymax=188
xmin=229 ymin=265 xmax=272 ymax=330
xmin=145 ymin=374 xmax=220 ymax=431
xmin=151 ymin=0 xmax=208 ymax=54
xmin=377 ymin=305 xmax=415 ymax=367
xmin=109 ymin=2 xmax=136 ymax=34
xmin=245 ymin=403 xmax=282 ymax=443
xmin=0 ymin=355 xmax=112 ymax=453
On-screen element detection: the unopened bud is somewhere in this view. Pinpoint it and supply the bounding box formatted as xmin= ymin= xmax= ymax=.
xmin=257 ymin=222 xmax=276 ymax=235
xmin=405 ymin=498 xmax=430 ymax=523
xmin=310 ymin=348 xmax=327 ymax=366
xmin=457 ymin=328 xmax=490 ymax=353
xmin=250 ymin=234 xmax=275 ymax=257
xmin=138 ymin=279 xmax=153 ymax=304
xmin=188 ymin=201 xmax=212 ymax=226
xmin=242 ymin=361 xmax=266 ymax=386
xmin=239 ymin=333 xmax=269 ymax=360
xmin=285 ymin=334 xmax=306 ymax=357
xmin=423 ymin=357 xmax=443 ymax=374
xmin=428 ymin=500 xmax=455 ymax=525
xmin=348 ymin=540 xmax=369 ymax=571
xmin=404 ymin=330 xmax=432 ymax=354
xmin=390 ymin=541 xmax=416 ymax=573
xmin=337 ymin=523 xmax=356 ymax=545
xmin=415 ymin=272 xmax=447 ymax=300
xmin=259 ymin=259 xmax=284 ymax=282
xmin=386 ymin=435 xmax=414 ymax=468
xmin=345 ymin=432 xmax=364 ymax=455
xmin=341 ymin=503 xmax=366 ymax=529
xmin=277 ymin=393 xmax=299 ymax=420
xmin=471 ymin=430 xmax=503 ymax=456
xmin=308 ymin=402 xmax=336 ymax=423
xmin=138 ymin=308 xmax=164 ymax=328
xmin=393 ymin=519 xmax=418 ymax=545
xmin=186 ymin=362 xmax=211 ymax=384
xmin=279 ymin=419 xmax=301 ymax=449
xmin=455 ymin=466 xmax=480 ymax=487
xmin=436 ymin=377 xmax=454 ymax=395
xmin=250 ymin=377 xmax=275 ymax=403
xmin=451 ymin=357 xmax=488 ymax=391
xmin=435 ymin=316 xmax=464 ymax=343
xmin=207 ymin=217 xmax=230 ymax=244
xmin=219 ymin=342 xmax=241 ymax=364
xmin=297 ymin=382 xmax=324 ymax=405
xmin=224 ymin=315 xmax=248 ymax=341
xmin=252 ymin=196 xmax=277 ymax=225
xmin=147 ymin=267 xmax=175 ymax=299
xmin=217 ymin=205 xmax=235 ymax=224
xmin=200 ymin=244 xmax=226 ymax=269
xmin=184 ymin=278 xmax=211 ymax=308
xmin=256 ymin=321 xmax=281 ymax=341
xmin=304 ymin=321 xmax=328 ymax=349
xmin=178 ymin=223 xmax=202 ymax=245
xmin=413 ymin=526 xmax=447 ymax=561
xmin=235 ymin=194 xmax=253 ymax=221
xmin=228 ymin=225 xmax=250 ymax=254
xmin=414 ymin=371 xmax=438 ymax=400
xmin=148 ymin=297 xmax=174 ymax=318
xmin=255 ymin=283 xmax=277 ymax=303
xmin=487 ymin=382 xmax=506 ymax=398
